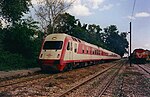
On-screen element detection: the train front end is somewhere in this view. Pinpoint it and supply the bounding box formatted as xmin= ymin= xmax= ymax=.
xmin=39 ymin=34 xmax=67 ymax=72
xmin=132 ymin=49 xmax=147 ymax=64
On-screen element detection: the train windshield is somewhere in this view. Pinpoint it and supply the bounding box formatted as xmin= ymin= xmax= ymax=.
xmin=43 ymin=41 xmax=63 ymax=50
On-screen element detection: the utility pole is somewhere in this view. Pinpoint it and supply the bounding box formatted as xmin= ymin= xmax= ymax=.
xmin=129 ymin=22 xmax=132 ymax=66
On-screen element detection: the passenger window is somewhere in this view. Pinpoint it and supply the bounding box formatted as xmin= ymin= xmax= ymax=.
xmin=82 ymin=46 xmax=84 ymax=53
xmin=87 ymin=47 xmax=88 ymax=54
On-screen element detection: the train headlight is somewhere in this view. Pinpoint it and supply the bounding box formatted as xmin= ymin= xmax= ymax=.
xmin=52 ymin=37 xmax=57 ymax=40
xmin=57 ymin=54 xmax=60 ymax=58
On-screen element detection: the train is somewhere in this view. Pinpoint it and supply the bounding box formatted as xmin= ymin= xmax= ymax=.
xmin=145 ymin=50 xmax=150 ymax=62
xmin=38 ymin=33 xmax=121 ymax=72
xmin=131 ymin=48 xmax=150 ymax=64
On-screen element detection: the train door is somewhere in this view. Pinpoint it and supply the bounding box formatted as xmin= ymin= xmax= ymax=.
xmin=66 ymin=41 xmax=73 ymax=60
xmin=73 ymin=42 xmax=78 ymax=60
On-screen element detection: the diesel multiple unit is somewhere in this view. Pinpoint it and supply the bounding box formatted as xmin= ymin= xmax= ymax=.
xmin=39 ymin=33 xmax=121 ymax=72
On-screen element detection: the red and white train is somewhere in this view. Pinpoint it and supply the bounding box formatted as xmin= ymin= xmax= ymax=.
xmin=132 ymin=49 xmax=148 ymax=64
xmin=39 ymin=33 xmax=121 ymax=72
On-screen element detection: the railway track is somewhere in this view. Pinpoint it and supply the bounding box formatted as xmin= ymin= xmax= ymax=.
xmin=137 ymin=64 xmax=150 ymax=75
xmin=0 ymin=61 xmax=119 ymax=89
xmin=58 ymin=61 xmax=124 ymax=97
xmin=145 ymin=63 xmax=150 ymax=69
xmin=0 ymin=73 xmax=51 ymax=88
xmin=98 ymin=63 xmax=124 ymax=97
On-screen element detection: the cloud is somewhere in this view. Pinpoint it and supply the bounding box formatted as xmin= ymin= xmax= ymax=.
xmin=89 ymin=0 xmax=104 ymax=9
xmin=65 ymin=0 xmax=74 ymax=3
xmin=0 ymin=17 xmax=9 ymax=28
xmin=67 ymin=0 xmax=92 ymax=16
xmin=31 ymin=0 xmax=37 ymax=5
xmin=144 ymin=44 xmax=149 ymax=47
xmin=126 ymin=12 xmax=150 ymax=20
xmin=144 ymin=44 xmax=150 ymax=48
xmin=135 ymin=12 xmax=150 ymax=17
xmin=99 ymin=4 xmax=113 ymax=11
xmin=127 ymin=16 xmax=135 ymax=20
xmin=68 ymin=4 xmax=92 ymax=16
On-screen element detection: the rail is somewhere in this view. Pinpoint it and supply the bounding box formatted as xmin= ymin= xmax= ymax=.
xmin=58 ymin=63 xmax=122 ymax=97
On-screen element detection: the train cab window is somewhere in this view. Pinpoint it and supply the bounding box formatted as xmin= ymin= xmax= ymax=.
xmin=43 ymin=41 xmax=63 ymax=50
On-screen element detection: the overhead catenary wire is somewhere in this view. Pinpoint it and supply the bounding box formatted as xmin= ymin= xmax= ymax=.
xmin=131 ymin=0 xmax=136 ymax=21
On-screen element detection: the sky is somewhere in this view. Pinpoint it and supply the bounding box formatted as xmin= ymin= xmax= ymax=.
xmin=31 ymin=0 xmax=150 ymax=52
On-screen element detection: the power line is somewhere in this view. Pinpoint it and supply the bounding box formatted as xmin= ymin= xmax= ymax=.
xmin=131 ymin=0 xmax=136 ymax=20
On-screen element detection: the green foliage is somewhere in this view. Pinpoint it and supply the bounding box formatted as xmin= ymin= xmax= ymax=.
xmin=87 ymin=24 xmax=104 ymax=47
xmin=3 ymin=21 xmax=35 ymax=58
xmin=0 ymin=51 xmax=26 ymax=71
xmin=54 ymin=13 xmax=77 ymax=34
xmin=0 ymin=0 xmax=44 ymax=71
xmin=0 ymin=51 xmax=38 ymax=71
xmin=0 ymin=21 xmax=2 ymax=28
xmin=103 ymin=25 xmax=129 ymax=57
xmin=0 ymin=18 xmax=43 ymax=71
xmin=71 ymin=26 xmax=89 ymax=42
xmin=53 ymin=13 xmax=129 ymax=57
xmin=0 ymin=0 xmax=31 ymax=22
xmin=53 ymin=13 xmax=106 ymax=48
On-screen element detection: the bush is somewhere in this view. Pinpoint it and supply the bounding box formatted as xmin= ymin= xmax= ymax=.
xmin=0 ymin=51 xmax=39 ymax=71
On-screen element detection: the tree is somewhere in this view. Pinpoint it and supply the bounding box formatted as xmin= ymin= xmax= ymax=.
xmin=87 ymin=24 xmax=104 ymax=47
xmin=119 ymin=32 xmax=129 ymax=55
xmin=103 ymin=25 xmax=129 ymax=57
xmin=2 ymin=18 xmax=40 ymax=59
xmin=0 ymin=23 xmax=3 ymax=51
xmin=34 ymin=0 xmax=75 ymax=34
xmin=54 ymin=13 xmax=77 ymax=34
xmin=0 ymin=0 xmax=31 ymax=23
xmin=0 ymin=21 xmax=2 ymax=28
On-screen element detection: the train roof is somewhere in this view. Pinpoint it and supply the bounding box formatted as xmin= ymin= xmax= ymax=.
xmin=134 ymin=48 xmax=145 ymax=51
xmin=46 ymin=33 xmax=119 ymax=55
xmin=47 ymin=33 xmax=98 ymax=48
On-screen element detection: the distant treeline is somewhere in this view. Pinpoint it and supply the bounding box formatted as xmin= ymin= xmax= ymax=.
xmin=51 ymin=13 xmax=129 ymax=57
